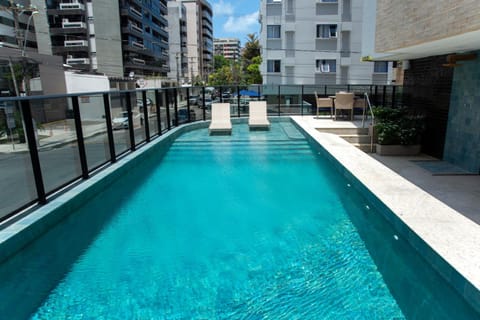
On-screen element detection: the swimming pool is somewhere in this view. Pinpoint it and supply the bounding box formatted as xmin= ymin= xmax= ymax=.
xmin=0 ymin=120 xmax=478 ymax=319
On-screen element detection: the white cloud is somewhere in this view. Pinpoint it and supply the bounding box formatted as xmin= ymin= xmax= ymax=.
xmin=213 ymin=0 xmax=234 ymax=16
xmin=223 ymin=11 xmax=259 ymax=34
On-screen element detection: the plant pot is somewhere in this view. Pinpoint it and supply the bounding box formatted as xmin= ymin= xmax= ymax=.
xmin=376 ymin=144 xmax=421 ymax=156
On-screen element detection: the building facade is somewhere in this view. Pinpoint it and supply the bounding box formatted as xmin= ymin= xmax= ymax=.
xmin=180 ymin=0 xmax=213 ymax=83
xmin=259 ymin=0 xmax=391 ymax=85
xmin=214 ymin=38 xmax=240 ymax=61
xmin=373 ymin=0 xmax=480 ymax=171
xmin=167 ymin=0 xmax=188 ymax=84
xmin=30 ymin=0 xmax=169 ymax=78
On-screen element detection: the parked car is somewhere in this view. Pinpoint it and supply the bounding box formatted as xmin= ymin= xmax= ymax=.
xmin=136 ymin=98 xmax=153 ymax=110
xmin=188 ymin=95 xmax=200 ymax=105
xmin=112 ymin=111 xmax=143 ymax=129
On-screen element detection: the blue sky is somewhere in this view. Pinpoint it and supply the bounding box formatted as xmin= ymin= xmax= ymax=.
xmin=211 ymin=0 xmax=261 ymax=46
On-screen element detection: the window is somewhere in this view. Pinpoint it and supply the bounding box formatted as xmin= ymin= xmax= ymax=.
xmin=267 ymin=0 xmax=282 ymax=3
xmin=316 ymin=59 xmax=336 ymax=73
xmin=267 ymin=60 xmax=281 ymax=73
xmin=316 ymin=24 xmax=337 ymax=38
xmin=267 ymin=25 xmax=281 ymax=39
xmin=374 ymin=61 xmax=388 ymax=73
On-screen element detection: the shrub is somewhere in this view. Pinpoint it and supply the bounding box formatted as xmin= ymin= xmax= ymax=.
xmin=373 ymin=107 xmax=425 ymax=145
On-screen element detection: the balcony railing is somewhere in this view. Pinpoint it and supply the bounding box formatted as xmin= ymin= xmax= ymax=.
xmin=60 ymin=2 xmax=85 ymax=10
xmin=62 ymin=21 xmax=87 ymax=29
xmin=64 ymin=40 xmax=88 ymax=47
xmin=0 ymin=84 xmax=402 ymax=222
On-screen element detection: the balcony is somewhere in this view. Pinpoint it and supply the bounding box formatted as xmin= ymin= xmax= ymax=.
xmin=64 ymin=40 xmax=88 ymax=47
xmin=130 ymin=24 xmax=143 ymax=34
xmin=132 ymin=58 xmax=146 ymax=65
xmin=132 ymin=41 xmax=145 ymax=50
xmin=130 ymin=7 xmax=142 ymax=18
xmin=62 ymin=20 xmax=86 ymax=29
xmin=60 ymin=2 xmax=85 ymax=10
xmin=66 ymin=57 xmax=90 ymax=65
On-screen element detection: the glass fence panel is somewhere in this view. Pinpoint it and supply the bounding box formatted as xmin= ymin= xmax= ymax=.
xmin=110 ymin=92 xmax=130 ymax=155
xmin=133 ymin=92 xmax=146 ymax=146
xmin=156 ymin=90 xmax=168 ymax=133
xmin=145 ymin=89 xmax=159 ymax=136
xmin=279 ymin=85 xmax=305 ymax=116
xmin=78 ymin=94 xmax=110 ymax=170
xmin=0 ymin=100 xmax=37 ymax=218
xmin=36 ymin=97 xmax=82 ymax=194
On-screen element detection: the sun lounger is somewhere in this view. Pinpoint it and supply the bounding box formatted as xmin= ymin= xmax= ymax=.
xmin=209 ymin=103 xmax=232 ymax=135
xmin=248 ymin=101 xmax=270 ymax=130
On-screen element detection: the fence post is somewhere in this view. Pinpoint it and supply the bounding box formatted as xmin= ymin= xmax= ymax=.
xmin=71 ymin=96 xmax=89 ymax=179
xmin=103 ymin=93 xmax=116 ymax=162
xmin=142 ymin=91 xmax=150 ymax=142
xmin=392 ymin=85 xmax=396 ymax=108
xmin=125 ymin=92 xmax=135 ymax=151
xmin=202 ymin=86 xmax=206 ymax=120
xmin=382 ymin=85 xmax=387 ymax=108
xmin=21 ymin=99 xmax=46 ymax=204
xmin=277 ymin=85 xmax=281 ymax=116
xmin=301 ymin=85 xmax=304 ymax=116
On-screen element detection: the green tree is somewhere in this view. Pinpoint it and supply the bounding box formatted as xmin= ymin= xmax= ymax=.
xmin=213 ymin=55 xmax=229 ymax=70
xmin=246 ymin=56 xmax=262 ymax=84
xmin=242 ymin=33 xmax=260 ymax=62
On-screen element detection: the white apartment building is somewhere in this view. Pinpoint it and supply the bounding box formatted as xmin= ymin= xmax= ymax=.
xmin=259 ymin=0 xmax=392 ymax=85
xmin=214 ymin=38 xmax=240 ymax=61
xmin=179 ymin=0 xmax=213 ymax=83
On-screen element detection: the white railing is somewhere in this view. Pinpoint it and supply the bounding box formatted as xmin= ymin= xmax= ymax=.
xmin=132 ymin=41 xmax=145 ymax=49
xmin=60 ymin=2 xmax=85 ymax=10
xmin=66 ymin=57 xmax=90 ymax=65
xmin=132 ymin=58 xmax=146 ymax=65
xmin=64 ymin=40 xmax=88 ymax=47
xmin=62 ymin=21 xmax=86 ymax=29
xmin=364 ymin=92 xmax=375 ymax=153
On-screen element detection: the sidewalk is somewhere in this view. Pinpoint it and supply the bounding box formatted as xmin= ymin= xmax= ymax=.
xmin=0 ymin=119 xmax=107 ymax=153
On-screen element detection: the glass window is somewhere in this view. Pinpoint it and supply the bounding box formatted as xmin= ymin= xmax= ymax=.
xmin=374 ymin=61 xmax=388 ymax=73
xmin=316 ymin=24 xmax=337 ymax=38
xmin=267 ymin=25 xmax=281 ymax=39
xmin=267 ymin=60 xmax=281 ymax=73
xmin=267 ymin=0 xmax=282 ymax=3
xmin=316 ymin=59 xmax=336 ymax=73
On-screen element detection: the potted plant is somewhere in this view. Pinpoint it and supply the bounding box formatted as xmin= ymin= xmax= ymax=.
xmin=373 ymin=106 xmax=425 ymax=156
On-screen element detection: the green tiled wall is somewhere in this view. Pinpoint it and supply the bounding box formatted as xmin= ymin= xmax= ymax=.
xmin=444 ymin=51 xmax=480 ymax=173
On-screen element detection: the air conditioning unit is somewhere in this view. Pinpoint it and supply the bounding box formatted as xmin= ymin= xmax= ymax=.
xmin=67 ymin=55 xmax=73 ymax=59
xmin=62 ymin=18 xmax=69 ymax=23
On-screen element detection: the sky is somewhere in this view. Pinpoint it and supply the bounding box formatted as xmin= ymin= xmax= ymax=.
xmin=211 ymin=0 xmax=261 ymax=46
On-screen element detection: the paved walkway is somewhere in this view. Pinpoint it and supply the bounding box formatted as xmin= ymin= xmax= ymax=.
xmin=304 ymin=115 xmax=480 ymax=226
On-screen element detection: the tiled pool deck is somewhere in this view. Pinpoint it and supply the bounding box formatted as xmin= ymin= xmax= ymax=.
xmin=293 ymin=115 xmax=480 ymax=312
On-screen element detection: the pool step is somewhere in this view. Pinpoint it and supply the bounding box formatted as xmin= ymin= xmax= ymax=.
xmin=316 ymin=127 xmax=375 ymax=153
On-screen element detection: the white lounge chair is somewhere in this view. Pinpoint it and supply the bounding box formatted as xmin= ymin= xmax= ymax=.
xmin=248 ymin=101 xmax=270 ymax=130
xmin=209 ymin=103 xmax=232 ymax=135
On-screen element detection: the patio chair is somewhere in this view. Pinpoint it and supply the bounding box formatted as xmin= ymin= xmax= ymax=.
xmin=209 ymin=103 xmax=232 ymax=135
xmin=248 ymin=101 xmax=270 ymax=130
xmin=334 ymin=92 xmax=354 ymax=120
xmin=315 ymin=91 xmax=333 ymax=118
xmin=353 ymin=95 xmax=367 ymax=122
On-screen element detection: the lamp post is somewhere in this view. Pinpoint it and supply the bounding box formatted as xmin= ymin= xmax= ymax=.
xmin=22 ymin=10 xmax=39 ymax=57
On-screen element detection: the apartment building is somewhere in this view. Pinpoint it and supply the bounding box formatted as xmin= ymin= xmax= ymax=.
xmin=0 ymin=0 xmax=37 ymax=51
xmin=214 ymin=38 xmax=240 ymax=61
xmin=259 ymin=0 xmax=390 ymax=85
xmin=373 ymin=0 xmax=480 ymax=172
xmin=29 ymin=0 xmax=169 ymax=78
xmin=180 ymin=0 xmax=213 ymax=83
xmin=167 ymin=1 xmax=188 ymax=84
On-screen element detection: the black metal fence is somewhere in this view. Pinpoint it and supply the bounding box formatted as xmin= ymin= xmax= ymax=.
xmin=0 ymin=84 xmax=403 ymax=222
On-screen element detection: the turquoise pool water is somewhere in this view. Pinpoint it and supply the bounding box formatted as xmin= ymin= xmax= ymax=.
xmin=0 ymin=121 xmax=478 ymax=319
